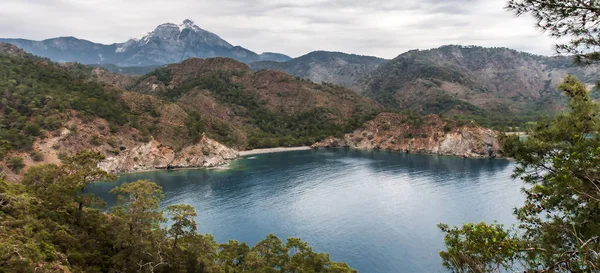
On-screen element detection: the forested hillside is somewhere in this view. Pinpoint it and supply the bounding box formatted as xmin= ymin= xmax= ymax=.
xmin=0 ymin=43 xmax=129 ymax=156
xmin=359 ymin=45 xmax=599 ymax=128
xmin=128 ymin=57 xmax=381 ymax=148
xmin=249 ymin=51 xmax=386 ymax=91
xmin=0 ymin=43 xmax=381 ymax=179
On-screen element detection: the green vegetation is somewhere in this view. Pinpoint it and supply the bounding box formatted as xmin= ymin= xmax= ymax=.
xmin=439 ymin=3 xmax=600 ymax=271
xmin=439 ymin=76 xmax=600 ymax=272
xmin=0 ymin=151 xmax=355 ymax=272
xmin=6 ymin=156 xmax=24 ymax=173
xmin=152 ymin=70 xmax=377 ymax=149
xmin=91 ymin=63 xmax=161 ymax=76
xmin=30 ymin=151 xmax=43 ymax=162
xmin=0 ymin=51 xmax=129 ymax=152
xmin=137 ymin=66 xmax=172 ymax=85
xmin=508 ymin=0 xmax=600 ymax=64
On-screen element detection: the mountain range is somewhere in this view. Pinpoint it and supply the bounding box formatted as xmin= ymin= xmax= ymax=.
xmin=0 ymin=42 xmax=506 ymax=182
xmin=251 ymin=46 xmax=598 ymax=127
xmin=0 ymin=19 xmax=291 ymax=66
xmin=249 ymin=51 xmax=387 ymax=91
xmin=2 ymin=19 xmax=599 ymax=129
xmin=360 ymin=45 xmax=599 ymax=114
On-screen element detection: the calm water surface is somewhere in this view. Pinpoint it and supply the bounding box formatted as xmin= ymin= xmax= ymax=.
xmin=88 ymin=149 xmax=522 ymax=273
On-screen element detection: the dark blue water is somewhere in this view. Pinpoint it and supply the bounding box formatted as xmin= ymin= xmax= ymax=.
xmin=87 ymin=149 xmax=521 ymax=273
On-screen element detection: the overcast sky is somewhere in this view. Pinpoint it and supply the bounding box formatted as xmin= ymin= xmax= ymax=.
xmin=0 ymin=0 xmax=557 ymax=59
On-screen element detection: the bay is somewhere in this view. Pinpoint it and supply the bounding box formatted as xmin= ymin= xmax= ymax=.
xmin=87 ymin=149 xmax=522 ymax=273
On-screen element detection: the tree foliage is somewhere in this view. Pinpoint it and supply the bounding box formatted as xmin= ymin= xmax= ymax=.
xmin=507 ymin=0 xmax=600 ymax=64
xmin=0 ymin=51 xmax=130 ymax=153
xmin=153 ymin=70 xmax=378 ymax=149
xmin=0 ymin=151 xmax=356 ymax=272
xmin=439 ymin=76 xmax=600 ymax=272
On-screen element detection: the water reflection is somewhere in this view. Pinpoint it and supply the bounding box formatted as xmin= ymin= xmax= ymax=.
xmin=87 ymin=149 xmax=519 ymax=273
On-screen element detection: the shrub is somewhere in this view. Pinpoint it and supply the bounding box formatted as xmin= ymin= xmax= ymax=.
xmin=24 ymin=124 xmax=42 ymax=136
xmin=90 ymin=135 xmax=103 ymax=146
xmin=107 ymin=138 xmax=118 ymax=148
xmin=30 ymin=151 xmax=44 ymax=162
xmin=7 ymin=156 xmax=25 ymax=173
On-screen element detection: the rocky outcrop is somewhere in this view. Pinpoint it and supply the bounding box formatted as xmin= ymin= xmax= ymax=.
xmin=98 ymin=134 xmax=239 ymax=173
xmin=312 ymin=113 xmax=500 ymax=158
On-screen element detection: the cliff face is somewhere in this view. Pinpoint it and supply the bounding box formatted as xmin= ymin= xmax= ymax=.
xmin=312 ymin=113 xmax=500 ymax=158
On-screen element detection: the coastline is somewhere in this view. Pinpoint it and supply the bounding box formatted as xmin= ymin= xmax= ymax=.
xmin=110 ymin=145 xmax=505 ymax=178
xmin=105 ymin=147 xmax=312 ymax=177
xmin=239 ymin=146 xmax=313 ymax=156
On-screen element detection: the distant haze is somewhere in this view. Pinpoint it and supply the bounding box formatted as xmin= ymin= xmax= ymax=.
xmin=1 ymin=0 xmax=556 ymax=58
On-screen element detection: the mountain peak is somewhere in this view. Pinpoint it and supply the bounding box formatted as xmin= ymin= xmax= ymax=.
xmin=152 ymin=19 xmax=202 ymax=33
xmin=1 ymin=20 xmax=291 ymax=66
xmin=181 ymin=19 xmax=195 ymax=28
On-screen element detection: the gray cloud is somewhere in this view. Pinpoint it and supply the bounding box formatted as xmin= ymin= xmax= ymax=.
xmin=0 ymin=0 xmax=556 ymax=58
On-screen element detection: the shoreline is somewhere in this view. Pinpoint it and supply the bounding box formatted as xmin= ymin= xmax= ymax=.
xmin=108 ymin=147 xmax=313 ymax=177
xmin=238 ymin=146 xmax=313 ymax=156
xmin=110 ymin=146 xmax=504 ymax=177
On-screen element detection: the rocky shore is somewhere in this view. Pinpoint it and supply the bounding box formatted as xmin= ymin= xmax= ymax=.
xmin=312 ymin=113 xmax=501 ymax=158
xmin=98 ymin=134 xmax=239 ymax=173
xmin=1 ymin=112 xmax=503 ymax=182
xmin=239 ymin=146 xmax=312 ymax=156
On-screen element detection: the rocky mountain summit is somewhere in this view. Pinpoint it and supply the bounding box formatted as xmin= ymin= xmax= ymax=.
xmin=0 ymin=19 xmax=291 ymax=66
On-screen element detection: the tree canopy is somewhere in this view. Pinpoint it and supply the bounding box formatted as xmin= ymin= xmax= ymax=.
xmin=439 ymin=2 xmax=600 ymax=271
xmin=507 ymin=0 xmax=600 ymax=64
xmin=439 ymin=75 xmax=600 ymax=273
xmin=0 ymin=151 xmax=356 ymax=272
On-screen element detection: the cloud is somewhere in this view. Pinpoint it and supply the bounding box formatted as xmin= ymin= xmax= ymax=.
xmin=0 ymin=0 xmax=556 ymax=59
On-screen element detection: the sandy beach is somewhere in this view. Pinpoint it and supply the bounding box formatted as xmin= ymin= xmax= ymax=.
xmin=238 ymin=146 xmax=313 ymax=156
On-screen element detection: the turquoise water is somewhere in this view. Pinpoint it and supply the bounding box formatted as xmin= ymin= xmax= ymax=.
xmin=87 ymin=149 xmax=521 ymax=273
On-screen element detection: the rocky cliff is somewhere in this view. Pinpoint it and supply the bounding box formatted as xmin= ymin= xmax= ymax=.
xmin=312 ymin=113 xmax=500 ymax=158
